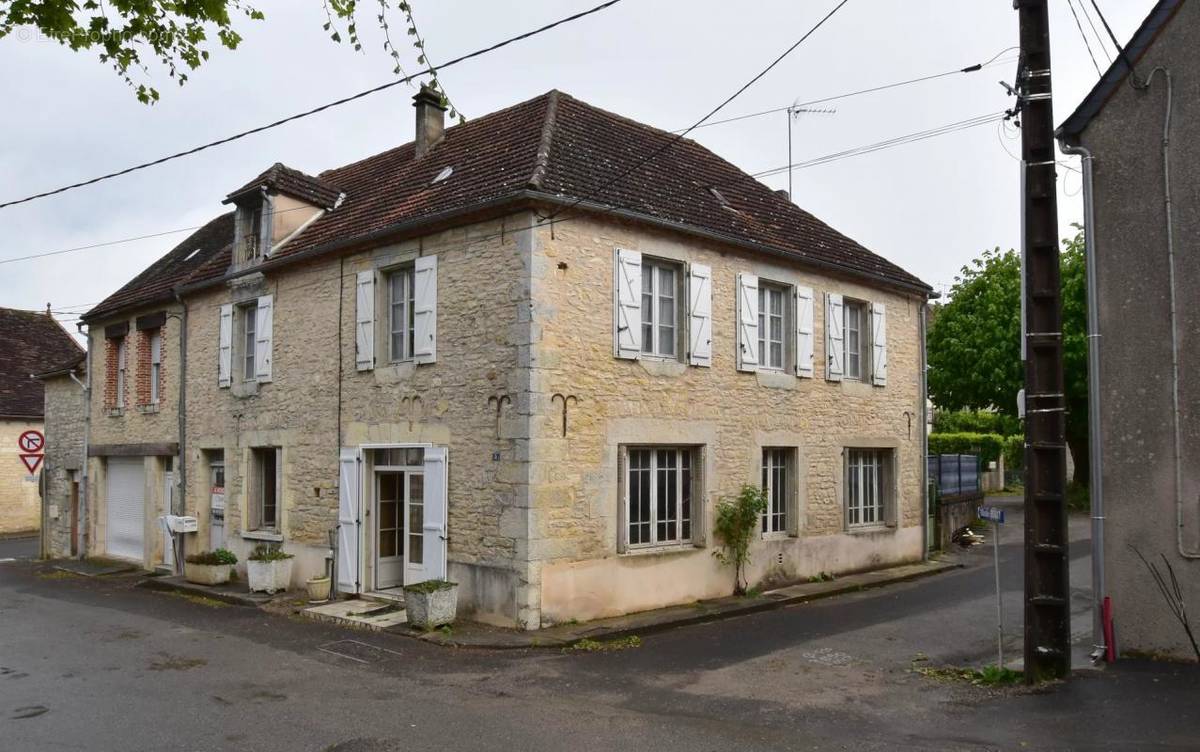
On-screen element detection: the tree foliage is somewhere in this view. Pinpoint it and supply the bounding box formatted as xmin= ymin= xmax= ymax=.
xmin=928 ymin=229 xmax=1089 ymax=484
xmin=0 ymin=0 xmax=458 ymax=110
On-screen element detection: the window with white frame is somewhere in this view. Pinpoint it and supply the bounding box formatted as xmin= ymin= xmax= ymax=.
xmin=149 ymin=330 xmax=162 ymax=404
xmin=757 ymin=283 xmax=787 ymax=370
xmin=843 ymin=299 xmax=871 ymax=382
xmin=625 ymin=446 xmax=696 ymax=548
xmin=240 ymin=301 xmax=258 ymax=382
xmin=846 ymin=448 xmax=890 ymax=528
xmin=387 ymin=266 xmax=415 ymax=363
xmin=640 ymin=258 xmax=681 ymax=358
xmin=249 ymin=447 xmax=280 ymax=532
xmin=761 ymin=447 xmax=793 ymax=535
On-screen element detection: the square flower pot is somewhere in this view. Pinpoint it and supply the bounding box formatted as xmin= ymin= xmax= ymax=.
xmin=247 ymin=558 xmax=293 ymax=594
xmin=183 ymin=562 xmax=232 ymax=586
xmin=403 ymin=581 xmax=459 ymax=629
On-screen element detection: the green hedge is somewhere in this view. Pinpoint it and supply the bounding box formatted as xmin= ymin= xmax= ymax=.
xmin=928 ymin=432 xmax=1005 ymax=464
xmin=1003 ymin=435 xmax=1024 ymax=471
xmin=932 ymin=410 xmax=1021 ymax=437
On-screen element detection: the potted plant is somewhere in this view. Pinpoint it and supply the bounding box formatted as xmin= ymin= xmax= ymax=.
xmin=306 ymin=574 xmax=332 ymax=603
xmin=246 ymin=544 xmax=294 ymax=594
xmin=183 ymin=549 xmax=237 ymax=586
xmin=403 ymin=579 xmax=459 ymax=629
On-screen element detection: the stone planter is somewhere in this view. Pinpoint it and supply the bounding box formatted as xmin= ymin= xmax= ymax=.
xmin=247 ymin=558 xmax=293 ymax=594
xmin=306 ymin=575 xmax=331 ymax=603
xmin=403 ymin=580 xmax=458 ymax=629
xmin=184 ymin=562 xmax=232 ymax=586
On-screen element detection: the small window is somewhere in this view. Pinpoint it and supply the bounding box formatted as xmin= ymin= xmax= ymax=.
xmin=240 ymin=302 xmax=258 ymax=381
xmin=844 ymin=300 xmax=871 ymax=382
xmin=757 ymin=283 xmax=787 ymax=371
xmin=640 ymin=258 xmax=681 ymax=359
xmin=846 ymin=448 xmax=890 ymax=528
xmin=149 ymin=330 xmax=162 ymax=404
xmin=388 ymin=266 xmax=415 ymax=363
xmin=240 ymin=203 xmax=265 ymax=263
xmin=115 ymin=337 xmax=127 ymax=408
xmin=624 ymin=446 xmax=696 ymax=549
xmin=761 ymin=447 xmax=793 ymax=535
xmin=250 ymin=447 xmax=280 ymax=532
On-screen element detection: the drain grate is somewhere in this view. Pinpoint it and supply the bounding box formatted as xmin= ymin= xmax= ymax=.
xmin=317 ymin=639 xmax=403 ymax=664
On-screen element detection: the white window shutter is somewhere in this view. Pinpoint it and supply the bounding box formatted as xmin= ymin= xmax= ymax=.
xmin=255 ymin=294 xmax=273 ymax=382
xmin=736 ymin=273 xmax=759 ymax=372
xmin=420 ymin=446 xmax=449 ymax=582
xmin=826 ymin=292 xmax=844 ymax=382
xmin=688 ymin=262 xmax=712 ymax=367
xmin=613 ymin=248 xmax=642 ymax=359
xmin=337 ymin=447 xmax=361 ymax=594
xmin=355 ymin=270 xmax=375 ymax=371
xmin=795 ymin=286 xmax=814 ymax=378
xmin=413 ymin=255 xmax=437 ymax=364
xmin=217 ymin=304 xmax=233 ymax=388
xmin=871 ymin=301 xmax=888 ymax=386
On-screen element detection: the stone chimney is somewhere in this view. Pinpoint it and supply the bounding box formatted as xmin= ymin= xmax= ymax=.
xmin=413 ymin=85 xmax=447 ymax=158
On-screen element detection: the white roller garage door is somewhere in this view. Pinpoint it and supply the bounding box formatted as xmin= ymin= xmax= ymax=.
xmin=106 ymin=457 xmax=145 ymax=562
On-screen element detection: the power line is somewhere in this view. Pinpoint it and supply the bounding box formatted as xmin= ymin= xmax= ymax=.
xmin=681 ymin=50 xmax=1017 ymax=133
xmin=750 ymin=112 xmax=1007 ymax=177
xmin=1067 ymin=0 xmax=1104 ymax=77
xmin=545 ymin=0 xmax=852 ymax=226
xmin=0 ymin=0 xmax=625 ymax=212
xmin=1077 ymin=0 xmax=1114 ymax=63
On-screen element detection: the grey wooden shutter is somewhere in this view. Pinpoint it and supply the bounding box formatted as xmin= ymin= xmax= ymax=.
xmin=613 ymin=248 xmax=642 ymax=359
xmin=254 ymin=294 xmax=273 ymax=382
xmin=795 ymin=286 xmax=814 ymax=378
xmin=688 ymin=262 xmax=712 ymax=367
xmin=337 ymin=448 xmax=361 ymax=593
xmin=217 ymin=304 xmax=233 ymax=388
xmin=736 ymin=273 xmax=759 ymax=372
xmin=870 ymin=302 xmax=888 ymax=386
xmin=826 ymin=292 xmax=844 ymax=382
xmin=355 ymin=270 xmax=375 ymax=371
xmin=412 ymin=255 xmax=438 ymax=364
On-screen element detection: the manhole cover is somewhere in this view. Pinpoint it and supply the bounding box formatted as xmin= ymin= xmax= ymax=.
xmin=317 ymin=640 xmax=402 ymax=664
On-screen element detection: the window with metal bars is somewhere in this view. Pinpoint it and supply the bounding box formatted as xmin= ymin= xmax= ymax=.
xmin=625 ymin=447 xmax=695 ymax=548
xmin=846 ymin=448 xmax=889 ymax=528
xmin=761 ymin=447 xmax=792 ymax=534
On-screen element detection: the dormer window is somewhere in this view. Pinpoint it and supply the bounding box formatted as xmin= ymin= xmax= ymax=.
xmin=234 ymin=196 xmax=272 ymax=268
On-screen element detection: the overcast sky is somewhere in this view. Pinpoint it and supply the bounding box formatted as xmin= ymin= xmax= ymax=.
xmin=0 ymin=0 xmax=1154 ymax=336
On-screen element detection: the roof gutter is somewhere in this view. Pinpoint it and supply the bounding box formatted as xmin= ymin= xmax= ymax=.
xmin=178 ymin=190 xmax=931 ymax=299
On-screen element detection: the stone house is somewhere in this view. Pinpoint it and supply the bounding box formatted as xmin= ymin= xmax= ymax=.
xmin=0 ymin=307 xmax=83 ymax=536
xmin=34 ymin=354 xmax=87 ymax=557
xmin=1057 ymin=0 xmax=1199 ymax=659
xmin=79 ymin=88 xmax=931 ymax=627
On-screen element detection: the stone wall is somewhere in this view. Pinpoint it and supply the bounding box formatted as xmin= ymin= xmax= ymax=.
xmin=41 ymin=374 xmax=86 ymax=557
xmin=0 ymin=418 xmax=43 ymax=535
xmin=529 ymin=214 xmax=927 ymax=624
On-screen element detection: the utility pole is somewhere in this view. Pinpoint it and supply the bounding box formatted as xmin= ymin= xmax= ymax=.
xmin=1015 ymin=0 xmax=1071 ymax=682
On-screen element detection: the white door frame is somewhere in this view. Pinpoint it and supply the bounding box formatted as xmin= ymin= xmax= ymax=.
xmin=357 ymin=443 xmax=446 ymax=592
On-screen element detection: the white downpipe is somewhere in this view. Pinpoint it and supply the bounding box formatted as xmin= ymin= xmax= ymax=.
xmin=1058 ymin=140 xmax=1105 ymax=656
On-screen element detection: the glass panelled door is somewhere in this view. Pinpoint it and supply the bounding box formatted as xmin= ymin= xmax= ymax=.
xmin=375 ymin=472 xmax=405 ymax=590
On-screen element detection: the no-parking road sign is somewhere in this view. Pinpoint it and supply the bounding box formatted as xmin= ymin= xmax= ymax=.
xmin=18 ymin=430 xmax=44 ymax=453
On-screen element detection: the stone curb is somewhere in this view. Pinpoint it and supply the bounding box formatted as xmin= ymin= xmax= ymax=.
xmin=137 ymin=575 xmax=272 ymax=608
xmin=401 ymin=560 xmax=964 ymax=650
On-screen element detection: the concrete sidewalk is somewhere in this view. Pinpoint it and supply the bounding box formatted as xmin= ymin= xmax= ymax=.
xmin=390 ymin=558 xmax=961 ymax=648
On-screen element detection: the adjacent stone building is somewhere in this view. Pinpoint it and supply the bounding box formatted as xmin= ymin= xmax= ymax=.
xmin=35 ymin=355 xmax=87 ymax=557
xmin=1057 ymin=0 xmax=1200 ymax=660
xmin=0 ymin=307 xmax=83 ymax=536
xmin=80 ymin=88 xmax=930 ymax=627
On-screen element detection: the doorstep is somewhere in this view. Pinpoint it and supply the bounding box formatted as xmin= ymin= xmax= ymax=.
xmin=303 ymin=599 xmax=408 ymax=631
xmin=137 ymin=575 xmax=278 ymax=607
xmin=401 ymin=558 xmax=963 ymax=650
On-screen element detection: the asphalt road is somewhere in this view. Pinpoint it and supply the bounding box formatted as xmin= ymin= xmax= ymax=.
xmin=1 ymin=509 xmax=1195 ymax=751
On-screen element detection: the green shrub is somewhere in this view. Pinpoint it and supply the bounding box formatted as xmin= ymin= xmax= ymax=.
xmin=247 ymin=544 xmax=293 ymax=562
xmin=185 ymin=548 xmax=237 ymax=566
xmin=1003 ymin=435 xmax=1024 ymax=472
xmin=928 ymin=432 xmax=1006 ymax=464
xmin=712 ymin=485 xmax=768 ymax=596
xmin=933 ymin=410 xmax=1021 ymax=437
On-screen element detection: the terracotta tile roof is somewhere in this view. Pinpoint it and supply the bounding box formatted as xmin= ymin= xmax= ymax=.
xmin=0 ymin=307 xmax=84 ymax=418
xmin=224 ymin=162 xmax=343 ymax=210
xmin=96 ymin=89 xmax=927 ymax=316
xmin=84 ymin=213 xmax=234 ymax=321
